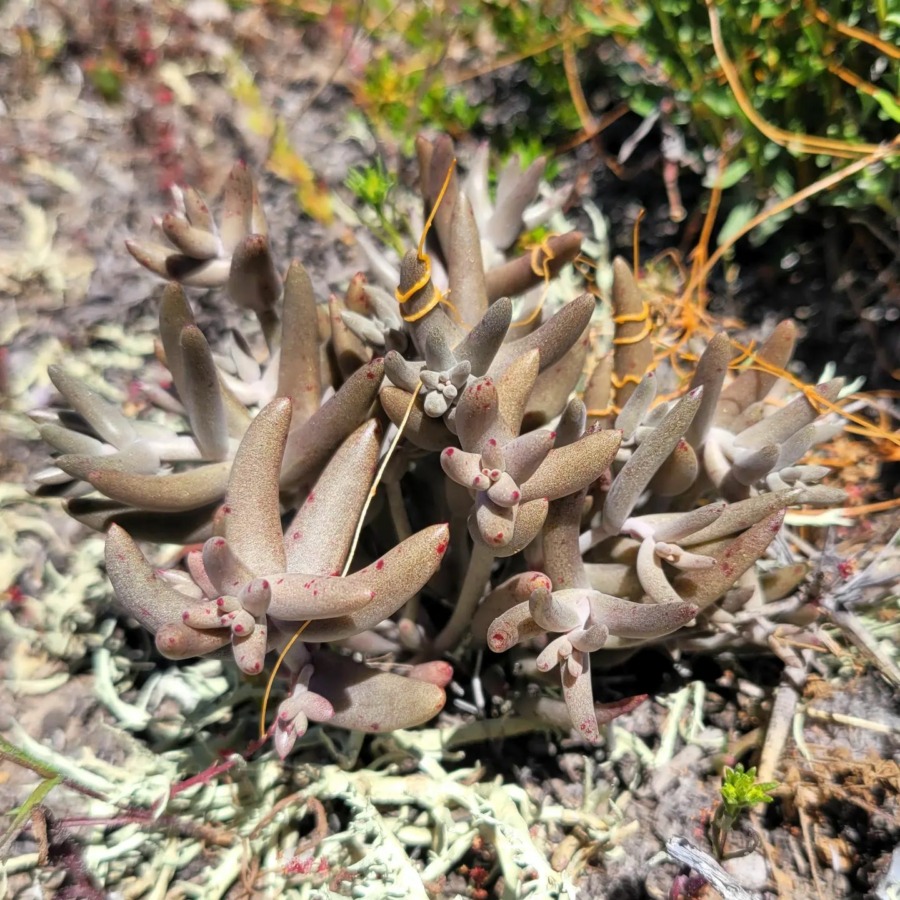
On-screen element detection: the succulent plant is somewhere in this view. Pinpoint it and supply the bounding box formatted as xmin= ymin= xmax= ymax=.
xmin=37 ymin=133 xmax=850 ymax=748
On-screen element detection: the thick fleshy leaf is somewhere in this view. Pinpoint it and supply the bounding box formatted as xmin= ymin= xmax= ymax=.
xmin=66 ymin=497 xmax=216 ymax=543
xmin=202 ymin=536 xmax=254 ymax=594
xmin=380 ymin=385 xmax=455 ymax=452
xmin=155 ymin=622 xmax=230 ymax=659
xmin=492 ymin=497 xmax=549 ymax=557
xmin=610 ymin=258 xmax=653 ymax=409
xmin=555 ymin=398 xmax=587 ymax=449
xmin=615 ymin=372 xmax=656 ymax=440
xmin=396 ymin=250 xmax=465 ymax=352
xmin=581 ymin=589 xmax=698 ymax=639
xmin=228 ymin=234 xmax=280 ymax=316
xmin=520 ymin=428 xmax=622 ymax=503
xmin=447 ymin=192 xmax=489 ymax=326
xmin=161 ymin=212 xmax=220 ymax=259
xmin=264 ymin=573 xmax=375 ymax=621
xmin=485 ymin=602 xmax=541 ymax=652
xmin=602 ymin=388 xmax=702 ymax=535
xmin=309 ymin=652 xmax=445 ymax=733
xmin=328 ymin=292 xmax=370 ymax=377
xmin=485 ymin=231 xmax=582 ymax=301
xmin=584 ymin=353 xmax=615 ymax=430
xmin=223 ymin=397 xmax=291 ymax=575
xmin=648 ymin=438 xmax=698 ymax=497
xmin=48 ymin=366 xmax=134 ymax=448
xmin=105 ymin=524 xmax=191 ymax=632
xmin=686 ymin=333 xmax=732 ymax=447
xmin=87 ymin=462 xmax=231 ymax=512
xmin=493 ymin=293 xmax=594 ymax=375
xmin=495 ymin=349 xmax=540 ymax=443
xmin=489 ymin=154 xmax=545 ymax=250
xmin=543 ymin=492 xmax=590 ymax=590
xmin=472 ymin=494 xmax=515 ymax=548
xmin=299 ymin=524 xmax=450 ymax=642
xmin=716 ymin=320 xmax=797 ymax=426
xmin=39 ymin=424 xmax=105 ymax=457
xmin=282 ymin=358 xmax=384 ymax=486
xmin=158 ymin=282 xmax=195 ymax=398
xmin=164 ymin=254 xmax=232 ymax=287
xmin=440 ymin=447 xmax=488 ymax=490
xmin=55 ymin=446 xmax=159 ymax=480
xmin=179 ymin=325 xmax=229 ymax=460
xmin=635 ymin=536 xmax=683 ymax=604
xmin=731 ymin=443 xmax=780 ymax=487
xmin=454 ymin=376 xmax=499 ymax=451
xmin=734 ymin=378 xmax=843 ymax=451
xmin=562 ymin=651 xmax=600 ymax=744
xmin=675 ymin=511 xmax=785 ymax=610
xmin=681 ymin=490 xmax=799 ymax=545
xmin=284 ymin=420 xmax=380 ymax=575
xmin=529 ymin=586 xmax=587 ymax=632
xmin=219 ymin=160 xmax=254 ymax=253
xmin=472 ymin=571 xmax=551 ymax=643
xmin=517 ymin=692 xmax=648 ymax=731
xmin=424 ymin=133 xmax=459 ymax=254
xmin=181 ymin=185 xmax=215 ymax=233
xmin=454 ymin=296 xmax=512 ymax=377
xmin=278 ymin=261 xmax=322 ymax=424
xmin=524 ymin=330 xmax=590 ymax=426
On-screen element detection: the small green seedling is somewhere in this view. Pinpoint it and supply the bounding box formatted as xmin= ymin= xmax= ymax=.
xmin=345 ymin=159 xmax=405 ymax=254
xmin=710 ymin=764 xmax=778 ymax=859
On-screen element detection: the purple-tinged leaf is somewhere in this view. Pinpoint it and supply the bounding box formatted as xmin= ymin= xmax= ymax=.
xmin=48 ymin=366 xmax=134 ymax=448
xmin=224 ymin=397 xmax=291 ymax=575
xmin=309 ymin=652 xmax=446 ymax=733
xmin=278 ymin=261 xmax=322 ymax=425
xmin=88 ymin=462 xmax=231 ymax=512
xmin=602 ymin=388 xmax=703 ymax=535
xmin=485 ymin=231 xmax=582 ymax=302
xmin=282 ymin=358 xmax=384 ymax=486
xmin=675 ymin=510 xmax=785 ymax=610
xmin=284 ymin=419 xmax=380 ymax=575
xmin=105 ymin=524 xmax=192 ymax=632
xmin=179 ymin=325 xmax=229 ymax=460
xmin=716 ymin=320 xmax=797 ymax=426
xmin=161 ymin=212 xmax=220 ymax=259
xmin=300 ymin=524 xmax=450 ymax=641
xmin=520 ymin=428 xmax=621 ymax=503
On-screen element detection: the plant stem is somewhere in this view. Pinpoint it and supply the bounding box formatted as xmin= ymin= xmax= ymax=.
xmin=431 ymin=542 xmax=494 ymax=654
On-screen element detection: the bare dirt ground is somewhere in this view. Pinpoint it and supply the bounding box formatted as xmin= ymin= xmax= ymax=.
xmin=1 ymin=2 xmax=899 ymax=898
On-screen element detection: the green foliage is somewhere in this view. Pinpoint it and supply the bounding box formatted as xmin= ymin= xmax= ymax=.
xmin=578 ymin=0 xmax=900 ymax=219
xmin=720 ymin=764 xmax=778 ymax=818
xmin=86 ymin=60 xmax=124 ymax=102
xmin=346 ymin=158 xmax=395 ymax=211
xmin=357 ymin=56 xmax=481 ymax=151
xmin=345 ymin=158 xmax=405 ymax=254
xmin=710 ymin=764 xmax=779 ymax=859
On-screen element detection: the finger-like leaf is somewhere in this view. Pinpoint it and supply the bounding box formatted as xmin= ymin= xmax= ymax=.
xmin=282 ymin=358 xmax=384 ymax=486
xmin=179 ymin=325 xmax=229 ymax=460
xmin=675 ymin=511 xmax=785 ymax=610
xmin=284 ymin=420 xmax=380 ymax=575
xmin=309 ymin=653 xmax=445 ymax=733
xmin=48 ymin=366 xmax=134 ymax=448
xmin=485 ymin=231 xmax=582 ymax=301
xmin=105 ymin=524 xmax=191 ymax=632
xmin=88 ymin=462 xmax=231 ymax=512
xmin=300 ymin=524 xmax=450 ymax=641
xmin=278 ymin=261 xmax=322 ymax=424
xmin=602 ymin=388 xmax=702 ymax=535
xmin=223 ymin=397 xmax=291 ymax=575
xmin=520 ymin=428 xmax=622 ymax=503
